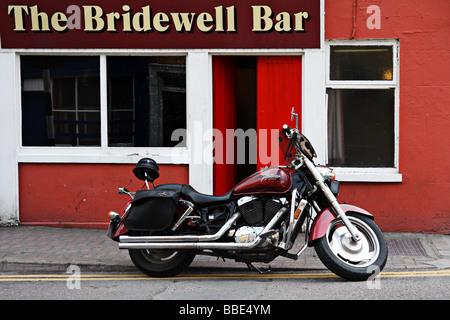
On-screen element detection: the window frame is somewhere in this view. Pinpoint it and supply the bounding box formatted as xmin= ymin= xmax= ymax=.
xmin=325 ymin=39 xmax=401 ymax=182
xmin=52 ymin=75 xmax=101 ymax=147
xmin=16 ymin=52 xmax=190 ymax=165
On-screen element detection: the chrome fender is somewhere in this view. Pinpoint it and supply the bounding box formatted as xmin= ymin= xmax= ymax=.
xmin=307 ymin=204 xmax=374 ymax=246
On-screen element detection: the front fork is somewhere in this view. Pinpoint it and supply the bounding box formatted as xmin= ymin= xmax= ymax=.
xmin=303 ymin=157 xmax=361 ymax=242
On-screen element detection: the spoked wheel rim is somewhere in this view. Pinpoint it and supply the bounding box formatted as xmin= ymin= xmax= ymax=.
xmin=326 ymin=216 xmax=380 ymax=268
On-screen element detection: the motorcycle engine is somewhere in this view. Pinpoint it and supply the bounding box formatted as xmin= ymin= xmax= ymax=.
xmin=237 ymin=196 xmax=286 ymax=226
xmin=234 ymin=226 xmax=260 ymax=244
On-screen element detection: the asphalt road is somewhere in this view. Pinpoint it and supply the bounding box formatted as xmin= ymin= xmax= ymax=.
xmin=1 ymin=269 xmax=449 ymax=301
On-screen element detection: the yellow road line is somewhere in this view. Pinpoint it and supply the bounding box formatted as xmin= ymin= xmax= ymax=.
xmin=379 ymin=270 xmax=450 ymax=278
xmin=0 ymin=269 xmax=449 ymax=282
xmin=0 ymin=274 xmax=144 ymax=278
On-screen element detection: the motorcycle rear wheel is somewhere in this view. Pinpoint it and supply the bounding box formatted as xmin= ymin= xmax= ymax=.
xmin=127 ymin=232 xmax=195 ymax=277
xmin=129 ymin=248 xmax=195 ymax=277
xmin=314 ymin=212 xmax=388 ymax=281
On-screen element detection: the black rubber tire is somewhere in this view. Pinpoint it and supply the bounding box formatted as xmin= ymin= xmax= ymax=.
xmin=314 ymin=212 xmax=388 ymax=281
xmin=129 ymin=248 xmax=195 ymax=277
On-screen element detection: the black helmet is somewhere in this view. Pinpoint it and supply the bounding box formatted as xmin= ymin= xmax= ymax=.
xmin=133 ymin=158 xmax=159 ymax=182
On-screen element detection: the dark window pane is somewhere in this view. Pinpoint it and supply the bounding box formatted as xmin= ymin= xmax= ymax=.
xmin=327 ymin=89 xmax=394 ymax=167
xmin=78 ymin=77 xmax=100 ymax=110
xmin=53 ymin=111 xmax=76 ymax=145
xmin=53 ymin=78 xmax=75 ymax=110
xmin=109 ymin=76 xmax=133 ymax=110
xmin=330 ymin=46 xmax=393 ymax=81
xmin=108 ymin=110 xmax=134 ymax=146
xmin=77 ymin=112 xmax=101 ymax=145
xmin=21 ymin=56 xmax=100 ymax=146
xmin=107 ymin=56 xmax=186 ymax=147
xmin=53 ymin=111 xmax=100 ymax=146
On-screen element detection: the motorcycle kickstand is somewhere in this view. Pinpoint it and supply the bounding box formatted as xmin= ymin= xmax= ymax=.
xmin=246 ymin=263 xmax=271 ymax=274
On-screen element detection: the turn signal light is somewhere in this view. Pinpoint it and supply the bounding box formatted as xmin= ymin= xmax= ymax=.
xmin=108 ymin=211 xmax=120 ymax=222
xmin=324 ymin=172 xmax=336 ymax=181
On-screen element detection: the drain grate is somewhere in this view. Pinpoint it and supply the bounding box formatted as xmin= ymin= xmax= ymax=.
xmin=387 ymin=239 xmax=427 ymax=256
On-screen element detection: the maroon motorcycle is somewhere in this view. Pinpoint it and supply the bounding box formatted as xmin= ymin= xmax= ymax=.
xmin=107 ymin=124 xmax=388 ymax=281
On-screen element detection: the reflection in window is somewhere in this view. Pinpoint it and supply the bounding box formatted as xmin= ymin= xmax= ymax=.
xmin=107 ymin=56 xmax=186 ymax=147
xmin=20 ymin=55 xmax=187 ymax=148
xmin=330 ymin=46 xmax=393 ymax=81
xmin=21 ymin=56 xmax=100 ymax=146
xmin=327 ymin=89 xmax=394 ymax=167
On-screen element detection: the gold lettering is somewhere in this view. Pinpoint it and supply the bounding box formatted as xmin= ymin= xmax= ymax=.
xmin=8 ymin=5 xmax=28 ymax=31
xmin=105 ymin=12 xmax=120 ymax=32
xmin=252 ymin=5 xmax=273 ymax=32
xmin=132 ymin=5 xmax=151 ymax=32
xmin=226 ymin=6 xmax=236 ymax=32
xmin=30 ymin=5 xmax=50 ymax=31
xmin=275 ymin=12 xmax=290 ymax=32
xmin=83 ymin=5 xmax=105 ymax=31
xmin=153 ymin=12 xmax=170 ymax=32
xmin=170 ymin=12 xmax=195 ymax=32
xmin=7 ymin=4 xmax=308 ymax=35
xmin=215 ymin=6 xmax=224 ymax=32
xmin=294 ymin=12 xmax=309 ymax=31
xmin=197 ymin=12 xmax=213 ymax=32
xmin=51 ymin=12 xmax=68 ymax=32
xmin=122 ymin=5 xmax=132 ymax=32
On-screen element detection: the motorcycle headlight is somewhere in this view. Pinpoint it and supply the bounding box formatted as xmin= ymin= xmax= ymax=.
xmin=329 ymin=180 xmax=340 ymax=197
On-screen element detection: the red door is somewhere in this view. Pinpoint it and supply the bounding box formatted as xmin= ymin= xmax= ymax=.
xmin=256 ymin=56 xmax=302 ymax=170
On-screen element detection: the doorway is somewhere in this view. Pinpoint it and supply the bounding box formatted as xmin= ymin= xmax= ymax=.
xmin=235 ymin=57 xmax=258 ymax=184
xmin=213 ymin=55 xmax=302 ymax=195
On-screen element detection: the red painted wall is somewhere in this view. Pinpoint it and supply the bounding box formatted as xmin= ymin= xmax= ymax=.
xmin=325 ymin=0 xmax=450 ymax=233
xmin=19 ymin=164 xmax=189 ymax=229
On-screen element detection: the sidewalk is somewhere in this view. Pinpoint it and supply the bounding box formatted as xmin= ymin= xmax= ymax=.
xmin=0 ymin=225 xmax=449 ymax=274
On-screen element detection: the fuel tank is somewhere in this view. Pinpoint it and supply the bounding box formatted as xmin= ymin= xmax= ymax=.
xmin=233 ymin=167 xmax=292 ymax=195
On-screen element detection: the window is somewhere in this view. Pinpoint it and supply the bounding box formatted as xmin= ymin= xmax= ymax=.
xmin=330 ymin=46 xmax=393 ymax=81
xmin=107 ymin=56 xmax=186 ymax=147
xmin=327 ymin=88 xmax=394 ymax=167
xmin=20 ymin=55 xmax=186 ymax=148
xmin=21 ymin=56 xmax=100 ymax=146
xmin=326 ymin=41 xmax=399 ymax=174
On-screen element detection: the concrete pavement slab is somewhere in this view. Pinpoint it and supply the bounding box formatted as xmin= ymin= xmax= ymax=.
xmin=0 ymin=226 xmax=448 ymax=274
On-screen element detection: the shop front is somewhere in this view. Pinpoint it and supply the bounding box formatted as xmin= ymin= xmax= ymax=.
xmin=0 ymin=0 xmax=448 ymax=233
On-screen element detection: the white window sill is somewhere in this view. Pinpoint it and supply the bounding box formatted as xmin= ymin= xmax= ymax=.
xmin=17 ymin=147 xmax=190 ymax=164
xmin=332 ymin=168 xmax=402 ymax=183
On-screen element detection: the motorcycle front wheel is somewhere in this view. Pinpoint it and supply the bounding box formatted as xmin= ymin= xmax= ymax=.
xmin=314 ymin=212 xmax=388 ymax=281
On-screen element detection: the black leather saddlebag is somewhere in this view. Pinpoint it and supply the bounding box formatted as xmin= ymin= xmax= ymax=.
xmin=124 ymin=189 xmax=180 ymax=231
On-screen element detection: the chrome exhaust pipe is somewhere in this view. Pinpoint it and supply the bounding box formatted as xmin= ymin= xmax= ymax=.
xmin=118 ymin=207 xmax=288 ymax=251
xmin=119 ymin=228 xmax=279 ymax=250
xmin=119 ymin=237 xmax=266 ymax=250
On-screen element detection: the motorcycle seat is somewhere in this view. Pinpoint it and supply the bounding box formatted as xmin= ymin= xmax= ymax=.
xmin=156 ymin=184 xmax=233 ymax=207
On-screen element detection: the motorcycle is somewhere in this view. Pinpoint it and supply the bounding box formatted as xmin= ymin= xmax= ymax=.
xmin=107 ymin=122 xmax=388 ymax=281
